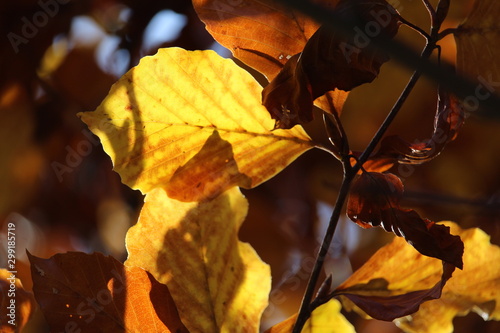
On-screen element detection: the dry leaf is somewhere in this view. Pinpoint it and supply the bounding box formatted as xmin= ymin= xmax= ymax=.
xmin=347 ymin=172 xmax=464 ymax=269
xmin=28 ymin=251 xmax=187 ymax=333
xmin=264 ymin=299 xmax=354 ymax=333
xmin=376 ymin=89 xmax=465 ymax=164
xmin=79 ymin=47 xmax=314 ymax=201
xmin=262 ymin=0 xmax=400 ymax=128
xmin=125 ymin=187 xmax=271 ymax=333
xmin=0 ymin=269 xmax=36 ymax=332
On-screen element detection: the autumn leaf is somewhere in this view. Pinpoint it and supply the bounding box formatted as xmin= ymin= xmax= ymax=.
xmin=264 ymin=299 xmax=355 ymax=333
xmin=125 ymin=187 xmax=271 ymax=333
xmin=28 ymin=251 xmax=187 ymax=333
xmin=0 ymin=269 xmax=36 ymax=332
xmin=376 ymin=88 xmax=465 ymax=164
xmin=78 ymin=47 xmax=314 ymax=201
xmin=347 ymin=171 xmax=464 ymax=268
xmin=329 ymin=222 xmax=499 ymax=331
xmin=454 ymin=0 xmax=500 ymax=100
xmin=395 ymin=222 xmax=500 ymax=333
xmin=262 ymin=0 xmax=400 ymax=128
xmin=193 ymin=0 xmax=348 ymax=128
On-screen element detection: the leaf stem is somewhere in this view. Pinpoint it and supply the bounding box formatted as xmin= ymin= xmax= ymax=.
xmin=292 ymin=39 xmax=438 ymax=333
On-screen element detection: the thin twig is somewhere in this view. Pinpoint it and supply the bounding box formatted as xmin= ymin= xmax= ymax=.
xmin=421 ymin=0 xmax=437 ymax=26
xmin=398 ymin=15 xmax=431 ymax=40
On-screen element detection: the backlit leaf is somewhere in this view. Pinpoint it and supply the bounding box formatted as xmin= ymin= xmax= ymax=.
xmin=262 ymin=0 xmax=400 ymax=128
xmin=263 ymin=299 xmax=354 ymax=333
xmin=347 ymin=172 xmax=464 ymax=268
xmin=28 ymin=251 xmax=187 ymax=333
xmin=125 ymin=187 xmax=271 ymax=333
xmin=79 ymin=48 xmax=314 ymax=201
xmin=0 ymin=269 xmax=36 ymax=332
xmin=395 ymin=222 xmax=500 ymax=333
xmin=193 ymin=0 xmax=348 ymax=127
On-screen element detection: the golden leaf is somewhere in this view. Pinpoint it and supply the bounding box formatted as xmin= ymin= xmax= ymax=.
xmin=78 ymin=47 xmax=314 ymax=201
xmin=334 ymin=222 xmax=500 ymax=332
xmin=264 ymin=299 xmax=354 ymax=333
xmin=125 ymin=187 xmax=271 ymax=333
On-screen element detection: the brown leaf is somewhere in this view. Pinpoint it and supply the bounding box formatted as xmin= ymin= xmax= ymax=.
xmin=347 ymin=172 xmax=403 ymax=228
xmin=28 ymin=251 xmax=187 ymax=333
xmin=0 ymin=269 xmax=36 ymax=332
xmin=262 ymin=0 xmax=400 ymax=128
xmin=347 ymin=172 xmax=464 ymax=268
xmin=377 ymin=89 xmax=465 ymax=164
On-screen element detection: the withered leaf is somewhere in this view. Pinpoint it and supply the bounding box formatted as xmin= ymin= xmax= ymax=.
xmin=28 ymin=251 xmax=187 ymax=333
xmin=377 ymin=89 xmax=465 ymax=164
xmin=262 ymin=0 xmax=401 ymax=128
xmin=347 ymin=172 xmax=464 ymax=268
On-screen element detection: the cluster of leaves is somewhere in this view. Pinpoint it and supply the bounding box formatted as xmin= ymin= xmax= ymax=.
xmin=2 ymin=0 xmax=500 ymax=332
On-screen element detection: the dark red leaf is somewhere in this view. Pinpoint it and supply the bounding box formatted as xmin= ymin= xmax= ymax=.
xmin=347 ymin=171 xmax=464 ymax=268
xmin=262 ymin=0 xmax=400 ymax=128
xmin=377 ymin=89 xmax=465 ymax=164
xmin=347 ymin=172 xmax=403 ymax=228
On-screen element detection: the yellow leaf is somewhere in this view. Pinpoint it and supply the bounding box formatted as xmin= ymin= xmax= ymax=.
xmin=264 ymin=299 xmax=354 ymax=333
xmin=334 ymin=222 xmax=500 ymax=333
xmin=78 ymin=47 xmax=314 ymax=200
xmin=125 ymin=187 xmax=271 ymax=333
xmin=0 ymin=269 xmax=36 ymax=332
xmin=394 ymin=222 xmax=500 ymax=333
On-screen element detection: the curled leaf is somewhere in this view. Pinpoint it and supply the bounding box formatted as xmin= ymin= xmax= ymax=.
xmin=347 ymin=172 xmax=463 ymax=268
xmin=262 ymin=0 xmax=400 ymax=128
xmin=79 ymin=48 xmax=314 ymax=201
xmin=125 ymin=187 xmax=271 ymax=333
xmin=377 ymin=89 xmax=465 ymax=164
xmin=28 ymin=251 xmax=187 ymax=333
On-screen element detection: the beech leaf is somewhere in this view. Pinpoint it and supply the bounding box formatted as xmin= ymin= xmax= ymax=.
xmin=193 ymin=0 xmax=348 ymax=128
xmin=262 ymin=0 xmax=400 ymax=128
xmin=78 ymin=48 xmax=314 ymax=201
xmin=395 ymin=222 xmax=500 ymax=333
xmin=0 ymin=269 xmax=36 ymax=332
xmin=377 ymin=89 xmax=465 ymax=164
xmin=125 ymin=187 xmax=271 ymax=333
xmin=347 ymin=172 xmax=464 ymax=268
xmin=454 ymin=0 xmax=500 ymax=101
xmin=28 ymin=251 xmax=187 ymax=333
xmin=263 ymin=299 xmax=355 ymax=333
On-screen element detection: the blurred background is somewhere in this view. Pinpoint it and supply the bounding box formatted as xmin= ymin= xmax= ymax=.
xmin=0 ymin=0 xmax=499 ymax=332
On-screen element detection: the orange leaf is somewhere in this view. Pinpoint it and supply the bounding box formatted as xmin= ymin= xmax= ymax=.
xmin=0 ymin=269 xmax=36 ymax=332
xmin=28 ymin=252 xmax=187 ymax=333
